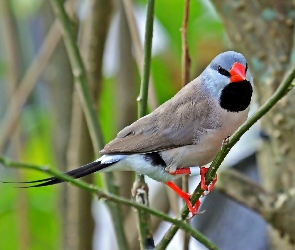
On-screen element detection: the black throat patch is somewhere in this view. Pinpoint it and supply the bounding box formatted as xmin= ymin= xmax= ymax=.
xmin=219 ymin=80 xmax=253 ymax=112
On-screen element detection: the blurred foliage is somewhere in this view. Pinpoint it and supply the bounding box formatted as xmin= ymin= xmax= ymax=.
xmin=10 ymin=0 xmax=43 ymax=17
xmin=0 ymin=0 xmax=225 ymax=249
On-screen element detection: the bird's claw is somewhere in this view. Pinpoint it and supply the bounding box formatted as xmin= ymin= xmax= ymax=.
xmin=187 ymin=208 xmax=206 ymax=219
xmin=184 ymin=197 xmax=205 ymax=219
xmin=200 ymin=167 xmax=209 ymax=190
xmin=200 ymin=167 xmax=218 ymax=193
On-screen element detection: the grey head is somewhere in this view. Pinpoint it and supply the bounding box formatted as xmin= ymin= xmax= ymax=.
xmin=200 ymin=51 xmax=253 ymax=112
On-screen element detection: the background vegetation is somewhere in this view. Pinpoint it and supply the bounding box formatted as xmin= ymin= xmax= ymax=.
xmin=0 ymin=0 xmax=295 ymax=249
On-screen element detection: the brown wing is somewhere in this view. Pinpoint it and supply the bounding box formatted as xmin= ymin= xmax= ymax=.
xmin=100 ymin=80 xmax=212 ymax=154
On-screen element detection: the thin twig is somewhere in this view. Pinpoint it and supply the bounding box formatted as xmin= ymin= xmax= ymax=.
xmin=137 ymin=0 xmax=155 ymax=118
xmin=0 ymin=155 xmax=219 ymax=250
xmin=181 ymin=0 xmax=191 ymax=87
xmin=135 ymin=0 xmax=155 ymax=248
xmin=121 ymin=0 xmax=158 ymax=110
xmin=49 ymin=0 xmax=104 ymax=153
xmin=156 ymin=59 xmax=295 ymax=248
xmin=49 ymin=0 xmax=128 ymax=248
xmin=180 ymin=0 xmax=191 ymax=249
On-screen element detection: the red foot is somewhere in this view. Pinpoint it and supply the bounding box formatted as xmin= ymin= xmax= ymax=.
xmin=200 ymin=167 xmax=209 ymax=190
xmin=165 ymin=181 xmax=201 ymax=215
xmin=166 ymin=167 xmax=191 ymax=175
xmin=200 ymin=166 xmax=218 ymax=193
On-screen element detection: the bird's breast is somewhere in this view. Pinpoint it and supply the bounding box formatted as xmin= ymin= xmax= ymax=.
xmin=161 ymin=107 xmax=249 ymax=168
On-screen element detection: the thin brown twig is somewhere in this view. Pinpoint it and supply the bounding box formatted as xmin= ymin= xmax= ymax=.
xmin=180 ymin=0 xmax=191 ymax=249
xmin=181 ymin=0 xmax=191 ymax=87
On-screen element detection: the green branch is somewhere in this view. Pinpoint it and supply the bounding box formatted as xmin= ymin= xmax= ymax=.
xmin=49 ymin=0 xmax=103 ymax=153
xmin=0 ymin=155 xmax=219 ymax=250
xmin=135 ymin=0 xmax=155 ymax=248
xmin=49 ymin=0 xmax=128 ymax=249
xmin=137 ymin=0 xmax=154 ymax=118
xmin=156 ymin=65 xmax=295 ymax=248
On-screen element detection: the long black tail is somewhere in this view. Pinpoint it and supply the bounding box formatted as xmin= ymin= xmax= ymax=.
xmin=2 ymin=161 xmax=114 ymax=188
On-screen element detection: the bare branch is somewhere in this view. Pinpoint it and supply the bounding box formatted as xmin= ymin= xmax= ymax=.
xmin=0 ymin=155 xmax=219 ymax=250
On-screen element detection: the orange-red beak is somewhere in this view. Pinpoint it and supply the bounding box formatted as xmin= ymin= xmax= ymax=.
xmin=230 ymin=62 xmax=246 ymax=83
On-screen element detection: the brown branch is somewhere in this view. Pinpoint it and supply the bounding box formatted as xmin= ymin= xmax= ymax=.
xmin=181 ymin=0 xmax=191 ymax=87
xmin=181 ymin=0 xmax=191 ymax=249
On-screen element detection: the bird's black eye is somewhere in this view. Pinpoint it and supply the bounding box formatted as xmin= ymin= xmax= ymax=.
xmin=245 ymin=63 xmax=248 ymax=73
xmin=217 ymin=66 xmax=230 ymax=77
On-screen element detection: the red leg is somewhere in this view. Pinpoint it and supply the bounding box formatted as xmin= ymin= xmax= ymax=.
xmin=165 ymin=181 xmax=201 ymax=215
xmin=168 ymin=167 xmax=191 ymax=176
xmin=200 ymin=167 xmax=209 ymax=190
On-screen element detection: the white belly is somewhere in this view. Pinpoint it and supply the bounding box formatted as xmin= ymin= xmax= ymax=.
xmin=99 ymin=154 xmax=181 ymax=182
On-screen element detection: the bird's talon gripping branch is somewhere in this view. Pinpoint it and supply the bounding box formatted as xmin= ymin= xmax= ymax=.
xmin=200 ymin=167 xmax=209 ymax=190
xmin=208 ymin=174 xmax=218 ymax=192
xmin=200 ymin=167 xmax=218 ymax=193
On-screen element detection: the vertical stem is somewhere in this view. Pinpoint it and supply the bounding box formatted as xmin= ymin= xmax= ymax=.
xmin=181 ymin=0 xmax=191 ymax=249
xmin=49 ymin=0 xmax=128 ymax=249
xmin=122 ymin=0 xmax=158 ymax=110
xmin=135 ymin=0 xmax=155 ymax=249
xmin=137 ymin=0 xmax=155 ymax=118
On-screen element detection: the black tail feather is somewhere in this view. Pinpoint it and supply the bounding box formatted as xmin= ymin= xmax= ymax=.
xmin=2 ymin=160 xmax=115 ymax=188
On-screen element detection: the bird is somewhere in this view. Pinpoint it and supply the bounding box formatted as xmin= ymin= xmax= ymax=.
xmin=6 ymin=51 xmax=253 ymax=215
